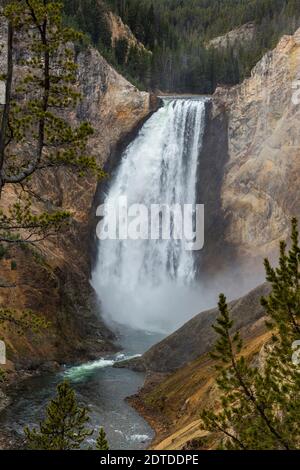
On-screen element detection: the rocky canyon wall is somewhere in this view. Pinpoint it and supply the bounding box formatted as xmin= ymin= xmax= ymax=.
xmin=0 ymin=16 xmax=158 ymax=371
xmin=200 ymin=28 xmax=300 ymax=279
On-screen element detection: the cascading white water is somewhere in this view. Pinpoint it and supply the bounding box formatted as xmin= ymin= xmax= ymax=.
xmin=92 ymin=98 xmax=207 ymax=333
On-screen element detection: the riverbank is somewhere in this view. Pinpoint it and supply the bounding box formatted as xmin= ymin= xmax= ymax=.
xmin=0 ymin=327 xmax=163 ymax=450
xmin=128 ymin=372 xmax=171 ymax=448
xmin=0 ymin=343 xmax=119 ymax=449
xmin=129 ymin=324 xmax=271 ymax=451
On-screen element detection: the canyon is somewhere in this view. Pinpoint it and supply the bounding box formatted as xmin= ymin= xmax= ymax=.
xmin=198 ymin=27 xmax=300 ymax=278
xmin=0 ymin=6 xmax=299 ymax=451
xmin=126 ymin=27 xmax=300 ymax=450
xmin=0 ymin=14 xmax=159 ymax=372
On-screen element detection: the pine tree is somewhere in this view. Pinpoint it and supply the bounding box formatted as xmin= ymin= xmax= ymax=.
xmin=96 ymin=427 xmax=109 ymax=450
xmin=102 ymin=0 xmax=300 ymax=93
xmin=115 ymin=38 xmax=129 ymax=65
xmin=0 ymin=0 xmax=106 ymax=245
xmin=0 ymin=0 xmax=106 ymax=334
xmin=262 ymin=217 xmax=300 ymax=341
xmin=200 ymin=219 xmax=300 ymax=450
xmin=24 ymin=381 xmax=93 ymax=450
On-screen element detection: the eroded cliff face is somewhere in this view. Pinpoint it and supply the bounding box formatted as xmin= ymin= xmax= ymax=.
xmin=0 ymin=17 xmax=158 ymax=370
xmin=215 ymin=28 xmax=300 ymax=267
xmin=199 ymin=28 xmax=300 ymax=277
xmin=207 ymin=22 xmax=256 ymax=50
xmin=106 ymin=10 xmax=149 ymax=54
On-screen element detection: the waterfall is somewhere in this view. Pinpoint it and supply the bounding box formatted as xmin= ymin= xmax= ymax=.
xmin=92 ymin=98 xmax=207 ymax=333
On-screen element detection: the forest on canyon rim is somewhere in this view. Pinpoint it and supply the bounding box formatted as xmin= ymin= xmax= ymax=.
xmin=63 ymin=0 xmax=300 ymax=92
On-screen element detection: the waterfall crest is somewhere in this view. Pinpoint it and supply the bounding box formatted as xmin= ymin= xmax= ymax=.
xmin=92 ymin=98 xmax=207 ymax=333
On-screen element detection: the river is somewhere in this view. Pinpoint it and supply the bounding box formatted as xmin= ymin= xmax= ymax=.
xmin=0 ymin=327 xmax=164 ymax=450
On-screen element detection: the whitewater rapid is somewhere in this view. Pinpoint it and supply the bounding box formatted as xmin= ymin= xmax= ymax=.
xmin=64 ymin=353 xmax=141 ymax=382
xmin=92 ymin=98 xmax=207 ymax=333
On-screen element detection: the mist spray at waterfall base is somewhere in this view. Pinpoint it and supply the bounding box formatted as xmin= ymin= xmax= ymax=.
xmin=96 ymin=280 xmax=217 ymax=334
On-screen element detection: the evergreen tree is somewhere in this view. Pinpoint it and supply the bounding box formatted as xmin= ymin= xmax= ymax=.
xmin=97 ymin=4 xmax=112 ymax=50
xmin=0 ymin=0 xmax=103 ymax=196
xmin=262 ymin=218 xmax=300 ymax=340
xmin=24 ymin=381 xmax=93 ymax=450
xmin=0 ymin=0 xmax=105 ymax=333
xmin=104 ymin=0 xmax=300 ymax=93
xmin=115 ymin=37 xmax=129 ymax=65
xmin=96 ymin=427 xmax=109 ymax=450
xmin=200 ymin=219 xmax=300 ymax=450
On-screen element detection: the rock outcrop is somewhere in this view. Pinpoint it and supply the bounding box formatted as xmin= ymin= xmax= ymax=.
xmin=207 ymin=22 xmax=256 ymax=50
xmin=200 ymin=28 xmax=300 ymax=277
xmin=106 ymin=10 xmax=149 ymax=54
xmin=128 ymin=283 xmax=269 ymax=374
xmin=0 ymin=17 xmax=159 ymax=369
xmin=221 ymin=28 xmax=300 ymax=259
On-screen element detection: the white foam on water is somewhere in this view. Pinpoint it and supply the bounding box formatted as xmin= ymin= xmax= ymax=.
xmin=130 ymin=434 xmax=151 ymax=443
xmin=64 ymin=354 xmax=141 ymax=381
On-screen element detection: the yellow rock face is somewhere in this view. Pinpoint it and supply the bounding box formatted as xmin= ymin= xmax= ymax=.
xmin=213 ymin=28 xmax=300 ymax=266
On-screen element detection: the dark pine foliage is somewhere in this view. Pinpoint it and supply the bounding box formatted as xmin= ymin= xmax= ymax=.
xmin=96 ymin=427 xmax=110 ymax=450
xmin=107 ymin=0 xmax=300 ymax=93
xmin=24 ymin=382 xmax=93 ymax=450
xmin=200 ymin=219 xmax=300 ymax=449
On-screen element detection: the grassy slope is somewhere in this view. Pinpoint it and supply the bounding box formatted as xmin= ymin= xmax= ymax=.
xmin=131 ymin=318 xmax=271 ymax=450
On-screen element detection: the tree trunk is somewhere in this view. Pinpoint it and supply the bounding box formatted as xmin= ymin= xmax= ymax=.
xmin=0 ymin=20 xmax=14 ymax=198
